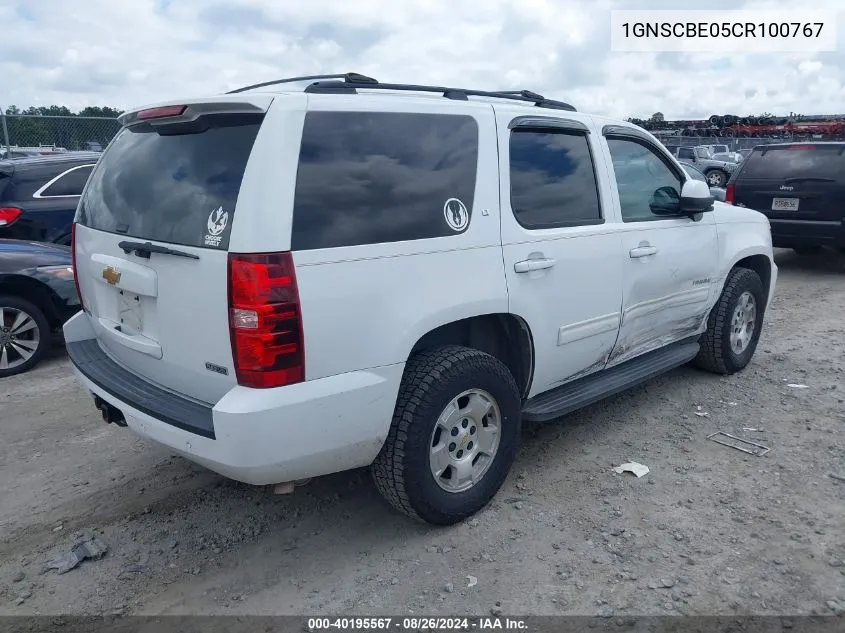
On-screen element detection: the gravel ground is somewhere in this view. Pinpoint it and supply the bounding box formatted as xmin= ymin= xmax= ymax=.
xmin=1 ymin=248 xmax=844 ymax=618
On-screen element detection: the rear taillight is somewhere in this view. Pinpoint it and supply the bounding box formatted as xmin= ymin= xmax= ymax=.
xmin=725 ymin=183 xmax=735 ymax=205
xmin=137 ymin=105 xmax=187 ymax=120
xmin=71 ymin=223 xmax=85 ymax=309
xmin=0 ymin=207 xmax=22 ymax=227
xmin=227 ymin=252 xmax=304 ymax=389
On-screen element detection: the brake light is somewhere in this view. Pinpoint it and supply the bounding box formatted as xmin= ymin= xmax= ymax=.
xmin=227 ymin=252 xmax=304 ymax=389
xmin=71 ymin=223 xmax=85 ymax=309
xmin=137 ymin=105 xmax=187 ymax=120
xmin=0 ymin=207 xmax=22 ymax=227
xmin=725 ymin=183 xmax=735 ymax=205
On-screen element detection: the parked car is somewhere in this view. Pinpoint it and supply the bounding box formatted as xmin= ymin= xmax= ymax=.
xmin=679 ymin=161 xmax=726 ymax=201
xmin=0 ymin=239 xmax=80 ymax=376
xmin=63 ymin=75 xmax=776 ymax=525
xmin=0 ymin=149 xmax=41 ymax=160
xmin=726 ymin=142 xmax=845 ymax=254
xmin=666 ymin=145 xmax=737 ymax=187
xmin=0 ymin=152 xmax=100 ymax=245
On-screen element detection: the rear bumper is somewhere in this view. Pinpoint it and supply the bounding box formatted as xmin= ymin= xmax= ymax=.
xmin=63 ymin=312 xmax=404 ymax=485
xmin=767 ymin=218 xmax=845 ymax=248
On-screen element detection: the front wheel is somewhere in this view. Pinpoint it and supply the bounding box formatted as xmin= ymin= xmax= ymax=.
xmin=0 ymin=295 xmax=51 ymax=377
xmin=692 ymin=268 xmax=765 ymax=375
xmin=371 ymin=346 xmax=521 ymax=525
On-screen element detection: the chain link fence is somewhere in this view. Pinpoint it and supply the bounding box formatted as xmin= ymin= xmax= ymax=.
xmin=652 ymin=134 xmax=805 ymax=151
xmin=1 ymin=113 xmax=120 ymax=157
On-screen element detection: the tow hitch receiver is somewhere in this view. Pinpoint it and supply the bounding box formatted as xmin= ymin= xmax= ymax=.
xmin=93 ymin=395 xmax=127 ymax=427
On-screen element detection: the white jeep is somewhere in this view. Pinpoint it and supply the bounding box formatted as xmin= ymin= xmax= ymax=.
xmin=64 ymin=74 xmax=777 ymax=525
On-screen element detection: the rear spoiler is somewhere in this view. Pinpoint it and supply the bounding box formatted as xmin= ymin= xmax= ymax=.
xmin=118 ymin=100 xmax=269 ymax=128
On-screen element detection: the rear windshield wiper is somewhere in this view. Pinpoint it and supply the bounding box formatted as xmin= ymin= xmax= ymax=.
xmin=118 ymin=240 xmax=200 ymax=260
xmin=783 ymin=177 xmax=836 ymax=184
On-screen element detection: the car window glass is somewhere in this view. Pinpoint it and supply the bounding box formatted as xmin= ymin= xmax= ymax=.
xmin=740 ymin=145 xmax=845 ymax=181
xmin=682 ymin=164 xmax=707 ymax=182
xmin=694 ymin=147 xmax=711 ymax=159
xmin=509 ymin=129 xmax=602 ymax=229
xmin=40 ymin=165 xmax=94 ymax=197
xmin=291 ymin=111 xmax=479 ymax=250
xmin=678 ymin=147 xmax=694 ymax=159
xmin=607 ymin=138 xmax=683 ymax=222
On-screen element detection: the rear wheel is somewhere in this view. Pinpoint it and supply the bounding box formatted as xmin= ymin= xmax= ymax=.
xmin=0 ymin=296 xmax=51 ymax=377
xmin=705 ymin=169 xmax=727 ymax=187
xmin=371 ymin=346 xmax=521 ymax=525
xmin=692 ymin=268 xmax=765 ymax=375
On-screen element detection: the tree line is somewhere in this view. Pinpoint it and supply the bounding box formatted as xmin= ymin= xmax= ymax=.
xmin=2 ymin=105 xmax=124 ymax=151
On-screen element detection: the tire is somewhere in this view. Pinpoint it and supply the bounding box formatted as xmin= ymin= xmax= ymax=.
xmin=705 ymin=169 xmax=727 ymax=187
xmin=793 ymin=246 xmax=822 ymax=255
xmin=692 ymin=268 xmax=765 ymax=375
xmin=371 ymin=345 xmax=521 ymax=525
xmin=0 ymin=295 xmax=51 ymax=377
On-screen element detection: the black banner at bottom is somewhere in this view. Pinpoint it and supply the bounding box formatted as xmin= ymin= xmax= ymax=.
xmin=0 ymin=615 xmax=843 ymax=633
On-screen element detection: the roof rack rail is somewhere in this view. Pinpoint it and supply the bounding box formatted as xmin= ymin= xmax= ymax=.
xmin=303 ymin=80 xmax=576 ymax=111
xmin=226 ymin=72 xmax=377 ymax=95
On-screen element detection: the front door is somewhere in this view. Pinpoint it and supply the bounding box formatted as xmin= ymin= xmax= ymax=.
xmin=601 ymin=132 xmax=719 ymax=367
xmin=496 ymin=108 xmax=624 ymax=395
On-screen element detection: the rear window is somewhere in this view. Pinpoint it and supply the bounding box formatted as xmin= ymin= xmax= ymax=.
xmin=739 ymin=145 xmax=845 ymax=181
xmin=77 ymin=113 xmax=263 ymax=250
xmin=291 ymin=111 xmax=479 ymax=251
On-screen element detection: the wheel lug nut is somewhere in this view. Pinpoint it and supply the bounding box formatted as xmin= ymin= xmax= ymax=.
xmin=449 ymin=442 xmax=456 ymax=452
xmin=451 ymin=428 xmax=459 ymax=437
xmin=470 ymin=426 xmax=476 ymax=434
xmin=456 ymin=450 xmax=463 ymax=458
xmin=467 ymin=441 xmax=474 ymax=450
xmin=462 ymin=420 xmax=468 ymax=428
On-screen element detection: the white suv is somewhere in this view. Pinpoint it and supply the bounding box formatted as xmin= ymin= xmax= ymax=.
xmin=64 ymin=74 xmax=777 ymax=525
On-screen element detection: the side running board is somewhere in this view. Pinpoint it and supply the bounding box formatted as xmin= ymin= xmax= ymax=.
xmin=522 ymin=341 xmax=700 ymax=423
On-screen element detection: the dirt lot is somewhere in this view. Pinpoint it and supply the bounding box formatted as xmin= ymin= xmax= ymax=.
xmin=1 ymin=249 xmax=844 ymax=618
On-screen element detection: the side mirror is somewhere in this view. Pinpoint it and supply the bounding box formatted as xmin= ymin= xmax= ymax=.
xmin=680 ymin=180 xmax=714 ymax=214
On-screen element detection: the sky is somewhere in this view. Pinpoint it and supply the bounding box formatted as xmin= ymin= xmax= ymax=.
xmin=1 ymin=0 xmax=843 ymax=121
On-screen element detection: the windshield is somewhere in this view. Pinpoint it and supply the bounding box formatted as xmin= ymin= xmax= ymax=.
xmin=739 ymin=145 xmax=845 ymax=180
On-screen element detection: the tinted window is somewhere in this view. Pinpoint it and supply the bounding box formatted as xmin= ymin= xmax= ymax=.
xmin=78 ymin=113 xmax=263 ymax=250
xmin=607 ymin=137 xmax=683 ymax=222
xmin=739 ymin=145 xmax=845 ymax=181
xmin=677 ymin=147 xmax=695 ymax=160
xmin=509 ymin=130 xmax=601 ymax=229
xmin=291 ymin=112 xmax=479 ymax=251
xmin=40 ymin=165 xmax=94 ymax=197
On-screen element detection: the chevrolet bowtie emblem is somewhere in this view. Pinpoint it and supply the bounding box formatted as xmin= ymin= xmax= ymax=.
xmin=102 ymin=266 xmax=121 ymax=285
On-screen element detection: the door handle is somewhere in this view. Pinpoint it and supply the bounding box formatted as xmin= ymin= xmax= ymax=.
xmin=514 ymin=258 xmax=556 ymax=273
xmin=629 ymin=246 xmax=658 ymax=258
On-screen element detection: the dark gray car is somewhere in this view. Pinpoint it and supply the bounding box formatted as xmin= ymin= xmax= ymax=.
xmin=679 ymin=161 xmax=726 ymax=201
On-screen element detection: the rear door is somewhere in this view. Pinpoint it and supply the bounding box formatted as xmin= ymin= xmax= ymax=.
xmin=73 ymin=94 xmax=289 ymax=404
xmin=733 ymin=144 xmax=845 ymax=221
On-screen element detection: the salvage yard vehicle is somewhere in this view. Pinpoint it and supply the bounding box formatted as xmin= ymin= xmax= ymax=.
xmin=726 ymin=142 xmax=845 ymax=254
xmin=0 ymin=153 xmax=100 ymax=245
xmin=665 ymin=145 xmax=737 ymax=187
xmin=63 ymin=74 xmax=777 ymax=525
xmin=0 ymin=239 xmax=80 ymax=376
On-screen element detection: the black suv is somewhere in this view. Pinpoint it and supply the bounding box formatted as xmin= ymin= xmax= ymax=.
xmin=0 ymin=153 xmax=100 ymax=245
xmin=727 ymin=142 xmax=845 ymax=253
